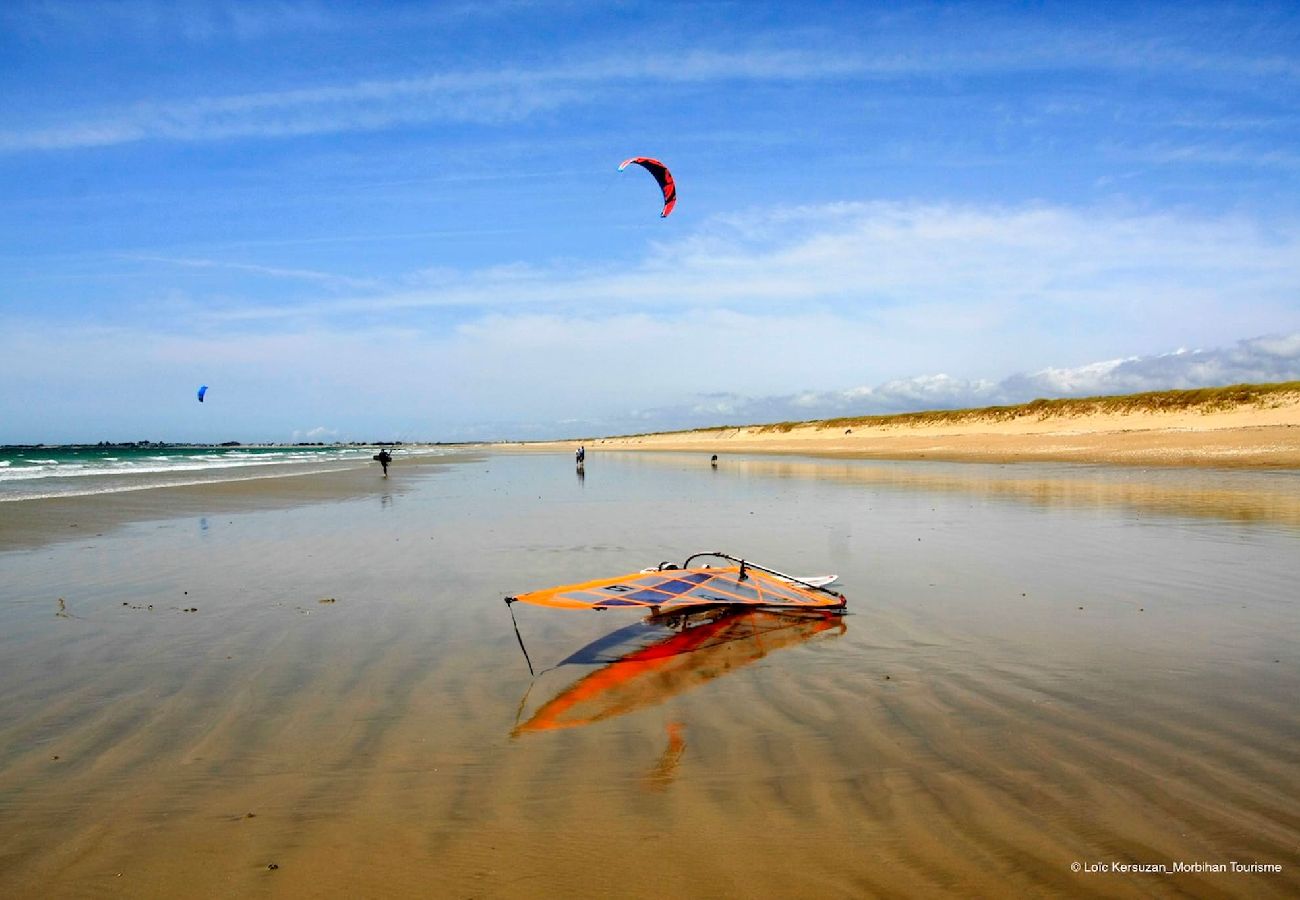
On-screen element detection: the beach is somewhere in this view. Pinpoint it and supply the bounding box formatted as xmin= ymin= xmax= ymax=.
xmin=9 ymin=2 xmax=1300 ymax=896
xmin=548 ymin=388 xmax=1300 ymax=468
xmin=1 ymin=450 xmax=1298 ymax=897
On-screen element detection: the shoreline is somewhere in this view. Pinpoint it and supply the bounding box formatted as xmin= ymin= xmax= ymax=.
xmin=520 ymin=392 xmax=1300 ymax=468
xmin=0 ymin=451 xmax=481 ymax=553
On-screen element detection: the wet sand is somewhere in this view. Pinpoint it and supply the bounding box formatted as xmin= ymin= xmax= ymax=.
xmin=1 ymin=452 xmax=1297 ymax=897
xmin=535 ymin=391 xmax=1300 ymax=468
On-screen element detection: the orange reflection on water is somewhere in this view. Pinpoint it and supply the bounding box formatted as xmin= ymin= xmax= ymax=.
xmin=513 ymin=608 xmax=845 ymax=736
xmin=643 ymin=721 xmax=688 ymax=791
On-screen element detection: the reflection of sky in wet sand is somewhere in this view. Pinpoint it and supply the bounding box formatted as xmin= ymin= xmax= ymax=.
xmin=610 ymin=452 xmax=1300 ymax=530
xmin=0 ymin=452 xmax=1297 ymax=897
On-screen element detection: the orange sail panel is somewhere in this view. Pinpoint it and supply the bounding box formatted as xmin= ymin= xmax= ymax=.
xmin=506 ymin=566 xmax=844 ymax=611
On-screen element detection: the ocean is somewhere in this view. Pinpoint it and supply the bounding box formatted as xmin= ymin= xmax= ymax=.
xmin=0 ymin=444 xmax=447 ymax=502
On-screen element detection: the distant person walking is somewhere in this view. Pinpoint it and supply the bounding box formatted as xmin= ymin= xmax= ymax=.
xmin=576 ymin=446 xmax=586 ymax=465
xmin=374 ymin=448 xmax=393 ymax=477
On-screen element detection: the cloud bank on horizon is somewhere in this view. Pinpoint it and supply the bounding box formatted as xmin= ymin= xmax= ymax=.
xmin=1 ymin=1 xmax=1298 ymax=443
xmin=649 ymin=333 xmax=1300 ymax=434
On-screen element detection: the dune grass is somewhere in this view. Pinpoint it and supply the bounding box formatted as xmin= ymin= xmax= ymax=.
xmin=599 ymin=381 xmax=1300 ymax=440
xmin=805 ymin=380 xmax=1300 ymax=432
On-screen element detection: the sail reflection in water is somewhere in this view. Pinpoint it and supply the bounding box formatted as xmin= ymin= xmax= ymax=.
xmin=513 ymin=607 xmax=846 ymax=735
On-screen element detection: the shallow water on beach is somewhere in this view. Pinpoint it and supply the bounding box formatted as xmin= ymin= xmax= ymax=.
xmin=1 ymin=452 xmax=1297 ymax=897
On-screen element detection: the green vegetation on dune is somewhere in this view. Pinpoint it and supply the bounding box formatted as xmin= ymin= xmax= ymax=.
xmin=600 ymin=381 xmax=1300 ymax=440
xmin=808 ymin=380 xmax=1300 ymax=431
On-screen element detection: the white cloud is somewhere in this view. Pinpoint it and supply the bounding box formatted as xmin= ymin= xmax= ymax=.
xmin=292 ymin=425 xmax=338 ymax=440
xmin=4 ymin=200 xmax=1299 ymax=441
xmin=3 ymin=0 xmax=356 ymax=43
xmin=638 ymin=333 xmax=1300 ymax=430
xmin=5 ymin=17 xmax=1296 ymax=153
xmin=183 ymin=202 xmax=1300 ymax=344
xmin=0 ymin=49 xmax=884 ymax=151
xmin=1113 ymin=141 xmax=1300 ymax=170
xmin=1018 ymin=333 xmax=1300 ymax=394
xmin=126 ymin=254 xmax=381 ymax=291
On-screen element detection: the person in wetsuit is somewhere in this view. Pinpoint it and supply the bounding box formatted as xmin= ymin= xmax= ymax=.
xmin=374 ymin=448 xmax=393 ymax=477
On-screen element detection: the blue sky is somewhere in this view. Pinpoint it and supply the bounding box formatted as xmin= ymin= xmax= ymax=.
xmin=2 ymin=0 xmax=1299 ymax=443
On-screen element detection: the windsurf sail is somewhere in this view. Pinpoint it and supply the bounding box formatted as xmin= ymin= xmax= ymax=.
xmin=506 ymin=564 xmax=845 ymax=612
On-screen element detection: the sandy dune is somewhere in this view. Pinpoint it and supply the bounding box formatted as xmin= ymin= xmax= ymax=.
xmin=534 ymin=391 xmax=1300 ymax=467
